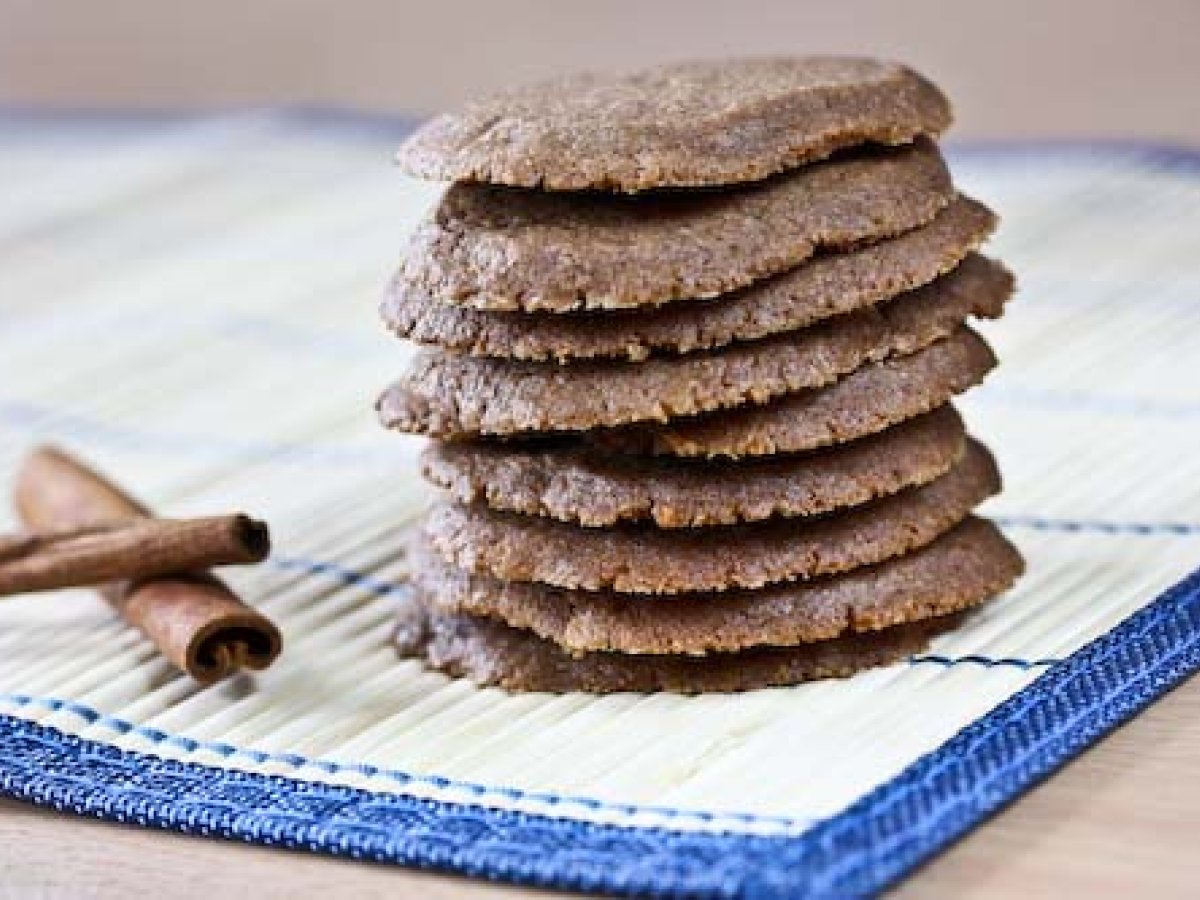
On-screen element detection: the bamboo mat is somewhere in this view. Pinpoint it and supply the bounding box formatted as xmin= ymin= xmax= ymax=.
xmin=1 ymin=112 xmax=1199 ymax=896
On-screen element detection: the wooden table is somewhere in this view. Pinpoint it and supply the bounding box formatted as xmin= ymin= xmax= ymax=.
xmin=3 ymin=672 xmax=1197 ymax=898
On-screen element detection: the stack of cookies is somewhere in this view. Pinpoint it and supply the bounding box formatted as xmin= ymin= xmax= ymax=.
xmin=380 ymin=57 xmax=1024 ymax=693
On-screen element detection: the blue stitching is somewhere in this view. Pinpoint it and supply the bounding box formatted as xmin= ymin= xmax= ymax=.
xmin=271 ymin=555 xmax=409 ymax=598
xmin=0 ymin=692 xmax=805 ymax=828
xmin=993 ymin=515 xmax=1200 ymax=536
xmin=0 ymin=639 xmax=1053 ymax=832
xmin=909 ymin=654 xmax=1060 ymax=670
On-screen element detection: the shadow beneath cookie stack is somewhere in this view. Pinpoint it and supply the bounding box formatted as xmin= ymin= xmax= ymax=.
xmin=379 ymin=56 xmax=1024 ymax=693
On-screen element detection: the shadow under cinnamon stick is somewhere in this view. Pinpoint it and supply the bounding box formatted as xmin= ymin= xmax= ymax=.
xmin=14 ymin=446 xmax=282 ymax=684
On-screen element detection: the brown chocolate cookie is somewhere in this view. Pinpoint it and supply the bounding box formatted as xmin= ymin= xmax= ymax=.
xmin=383 ymin=197 xmax=999 ymax=362
xmin=396 ymin=138 xmax=952 ymax=312
xmin=395 ymin=56 xmax=951 ymax=192
xmin=595 ymin=327 xmax=996 ymax=458
xmin=378 ymin=265 xmax=1008 ymax=439
xmin=410 ymin=516 xmax=1022 ymax=655
xmin=422 ymin=440 xmax=999 ymax=594
xmin=394 ymin=600 xmax=948 ymax=694
xmin=421 ymin=405 xmax=965 ymax=528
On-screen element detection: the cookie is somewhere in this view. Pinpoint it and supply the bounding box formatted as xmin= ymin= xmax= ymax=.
xmin=378 ymin=265 xmax=1009 ymax=439
xmin=595 ymin=327 xmax=996 ymax=458
xmin=395 ymin=56 xmax=951 ymax=192
xmin=396 ymin=138 xmax=952 ymax=312
xmin=421 ymin=405 xmax=965 ymax=528
xmin=422 ymin=440 xmax=999 ymax=594
xmin=395 ymin=600 xmax=947 ymax=694
xmin=383 ymin=197 xmax=998 ymax=362
xmin=410 ymin=516 xmax=1022 ymax=655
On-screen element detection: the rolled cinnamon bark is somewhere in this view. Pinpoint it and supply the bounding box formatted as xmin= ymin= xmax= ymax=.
xmin=13 ymin=446 xmax=283 ymax=683
xmin=0 ymin=515 xmax=269 ymax=595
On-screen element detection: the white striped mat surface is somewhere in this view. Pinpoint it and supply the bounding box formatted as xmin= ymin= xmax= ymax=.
xmin=0 ymin=112 xmax=1198 ymax=837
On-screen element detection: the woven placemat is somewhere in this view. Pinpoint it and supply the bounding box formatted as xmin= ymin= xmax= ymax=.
xmin=1 ymin=113 xmax=1198 ymax=897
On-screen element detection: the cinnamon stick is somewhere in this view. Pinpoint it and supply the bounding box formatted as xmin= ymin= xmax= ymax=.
xmin=13 ymin=446 xmax=283 ymax=683
xmin=0 ymin=515 xmax=269 ymax=595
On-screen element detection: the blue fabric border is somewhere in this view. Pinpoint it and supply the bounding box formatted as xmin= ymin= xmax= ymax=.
xmin=3 ymin=561 xmax=1200 ymax=898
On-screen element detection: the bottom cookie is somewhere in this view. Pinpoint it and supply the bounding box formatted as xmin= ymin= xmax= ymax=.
xmin=395 ymin=598 xmax=957 ymax=695
xmin=408 ymin=516 xmax=1023 ymax=655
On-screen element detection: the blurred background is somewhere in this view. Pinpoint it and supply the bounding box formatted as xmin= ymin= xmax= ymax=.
xmin=2 ymin=0 xmax=1198 ymax=143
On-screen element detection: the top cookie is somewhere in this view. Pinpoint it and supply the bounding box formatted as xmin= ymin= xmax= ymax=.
xmin=396 ymin=56 xmax=951 ymax=192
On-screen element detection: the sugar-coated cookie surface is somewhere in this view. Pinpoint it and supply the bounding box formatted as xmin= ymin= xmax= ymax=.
xmin=396 ymin=56 xmax=951 ymax=192
xmin=396 ymin=139 xmax=951 ymax=312
xmin=421 ymin=406 xmax=965 ymax=528
xmin=383 ymin=196 xmax=997 ymax=362
xmin=408 ymin=517 xmax=1023 ymax=655
xmin=595 ymin=328 xmax=996 ymax=458
xmin=422 ymin=441 xmax=999 ymax=594
xmin=378 ymin=262 xmax=1010 ymax=438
